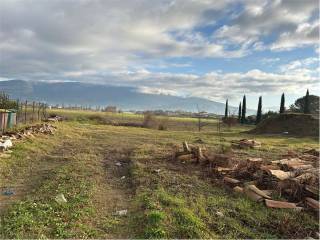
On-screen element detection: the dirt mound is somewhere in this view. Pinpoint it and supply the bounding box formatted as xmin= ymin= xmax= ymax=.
xmin=249 ymin=113 xmax=319 ymax=137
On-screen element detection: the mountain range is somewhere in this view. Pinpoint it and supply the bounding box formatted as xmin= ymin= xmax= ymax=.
xmin=0 ymin=80 xmax=254 ymax=115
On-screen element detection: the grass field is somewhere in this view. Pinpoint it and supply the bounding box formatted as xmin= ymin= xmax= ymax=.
xmin=0 ymin=110 xmax=318 ymax=239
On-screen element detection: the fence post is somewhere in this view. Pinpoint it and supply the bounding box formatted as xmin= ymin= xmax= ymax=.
xmin=38 ymin=102 xmax=41 ymax=121
xmin=24 ymin=100 xmax=28 ymax=124
xmin=16 ymin=99 xmax=19 ymax=122
xmin=32 ymin=101 xmax=35 ymax=122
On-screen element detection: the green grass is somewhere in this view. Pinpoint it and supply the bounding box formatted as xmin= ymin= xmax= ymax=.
xmin=0 ymin=110 xmax=318 ymax=239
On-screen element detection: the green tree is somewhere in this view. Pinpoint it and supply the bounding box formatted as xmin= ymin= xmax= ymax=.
xmin=280 ymin=93 xmax=285 ymax=113
xmin=224 ymin=99 xmax=228 ymax=118
xmin=241 ymin=95 xmax=246 ymax=124
xmin=238 ymin=102 xmax=241 ymax=122
xmin=304 ymin=89 xmax=310 ymax=114
xmin=256 ymin=96 xmax=262 ymax=124
xmin=290 ymin=94 xmax=319 ymax=114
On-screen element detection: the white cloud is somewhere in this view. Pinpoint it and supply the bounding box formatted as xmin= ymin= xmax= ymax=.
xmin=279 ymin=57 xmax=318 ymax=72
xmin=271 ymin=20 xmax=319 ymax=51
xmin=0 ymin=0 xmax=318 ymax=103
xmin=214 ymin=0 xmax=319 ymax=52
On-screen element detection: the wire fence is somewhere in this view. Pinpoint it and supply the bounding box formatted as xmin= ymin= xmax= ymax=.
xmin=16 ymin=100 xmax=48 ymax=125
xmin=0 ymin=92 xmax=48 ymax=133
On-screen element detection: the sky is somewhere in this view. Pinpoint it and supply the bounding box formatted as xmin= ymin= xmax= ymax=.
xmin=0 ymin=0 xmax=319 ymax=109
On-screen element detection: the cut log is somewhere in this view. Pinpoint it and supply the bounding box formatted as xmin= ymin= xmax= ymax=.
xmin=295 ymin=173 xmax=317 ymax=184
xmin=265 ymin=199 xmax=297 ymax=209
xmin=277 ymin=179 xmax=302 ymax=200
xmin=194 ymin=146 xmax=205 ymax=162
xmin=233 ymin=186 xmax=243 ymax=193
xmin=244 ymin=180 xmax=258 ymax=186
xmin=272 ymin=158 xmax=307 ymax=165
xmin=303 ymin=149 xmax=320 ymax=157
xmin=262 ymin=190 xmax=273 ymax=196
xmin=177 ymin=154 xmax=194 ymax=162
xmin=287 ymin=164 xmax=313 ymax=171
xmin=267 ymin=170 xmax=296 ymax=180
xmin=247 ymin=158 xmax=263 ymax=171
xmin=246 ymin=185 xmax=271 ymax=199
xmin=247 ymin=158 xmax=263 ymax=164
xmin=223 ymin=176 xmax=240 ymax=185
xmin=305 ymin=197 xmax=320 ymax=210
xmin=216 ymin=167 xmax=233 ymax=172
xmin=207 ymin=154 xmax=230 ymax=167
xmin=260 ymin=165 xmax=280 ymax=171
xmin=244 ymin=188 xmax=264 ymax=202
xmin=182 ymin=141 xmax=191 ymax=153
xmin=304 ymin=185 xmax=319 ymax=199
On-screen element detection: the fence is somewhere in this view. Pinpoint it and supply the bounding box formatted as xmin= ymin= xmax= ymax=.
xmin=16 ymin=100 xmax=48 ymax=125
xmin=0 ymin=96 xmax=48 ymax=133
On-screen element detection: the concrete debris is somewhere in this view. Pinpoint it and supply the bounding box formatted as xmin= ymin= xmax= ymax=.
xmin=0 ymin=139 xmax=13 ymax=151
xmin=55 ymin=193 xmax=67 ymax=204
xmin=0 ymin=124 xmax=57 ymax=154
xmin=47 ymin=115 xmax=63 ymax=122
xmin=116 ymin=209 xmax=128 ymax=216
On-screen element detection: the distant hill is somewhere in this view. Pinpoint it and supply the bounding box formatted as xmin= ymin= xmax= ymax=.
xmin=0 ymin=80 xmax=252 ymax=114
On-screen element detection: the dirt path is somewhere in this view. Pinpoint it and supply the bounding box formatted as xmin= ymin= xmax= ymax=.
xmin=0 ymin=123 xmax=137 ymax=238
xmin=92 ymin=147 xmax=135 ymax=238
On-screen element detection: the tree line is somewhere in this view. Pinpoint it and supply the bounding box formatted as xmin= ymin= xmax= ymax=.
xmin=224 ymin=89 xmax=318 ymax=125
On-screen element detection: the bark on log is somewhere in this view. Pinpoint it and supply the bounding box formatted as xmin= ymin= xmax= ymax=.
xmin=246 ymin=185 xmax=271 ymax=199
xmin=244 ymin=188 xmax=264 ymax=202
xmin=223 ymin=176 xmax=240 ymax=185
xmin=177 ymin=154 xmax=194 ymax=162
xmin=305 ymin=197 xmax=320 ymax=210
xmin=265 ymin=199 xmax=297 ymax=209
xmin=182 ymin=141 xmax=191 ymax=153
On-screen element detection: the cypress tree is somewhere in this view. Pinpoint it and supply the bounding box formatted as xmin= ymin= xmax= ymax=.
xmin=256 ymin=96 xmax=262 ymax=124
xmin=280 ymin=93 xmax=285 ymax=113
xmin=241 ymin=95 xmax=246 ymax=124
xmin=238 ymin=102 xmax=241 ymax=122
xmin=304 ymin=89 xmax=310 ymax=114
xmin=224 ymin=99 xmax=228 ymax=118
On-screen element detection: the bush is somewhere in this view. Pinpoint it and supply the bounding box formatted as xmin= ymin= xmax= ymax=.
xmin=143 ymin=112 xmax=154 ymax=128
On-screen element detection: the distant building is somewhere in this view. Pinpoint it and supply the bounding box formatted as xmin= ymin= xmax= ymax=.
xmin=105 ymin=106 xmax=117 ymax=113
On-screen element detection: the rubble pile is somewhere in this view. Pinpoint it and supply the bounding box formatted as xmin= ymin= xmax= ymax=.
xmin=173 ymin=140 xmax=319 ymax=211
xmin=0 ymin=123 xmax=57 ymax=152
xmin=231 ymin=139 xmax=262 ymax=149
xmin=47 ymin=115 xmax=63 ymax=122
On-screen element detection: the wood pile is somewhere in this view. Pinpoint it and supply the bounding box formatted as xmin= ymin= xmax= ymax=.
xmin=173 ymin=142 xmax=320 ymax=211
xmin=173 ymin=141 xmax=207 ymax=163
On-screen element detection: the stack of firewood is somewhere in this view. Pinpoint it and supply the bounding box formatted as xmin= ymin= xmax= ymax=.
xmin=173 ymin=141 xmax=319 ymax=211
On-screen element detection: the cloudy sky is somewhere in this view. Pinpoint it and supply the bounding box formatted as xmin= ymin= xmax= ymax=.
xmin=0 ymin=0 xmax=319 ymax=108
